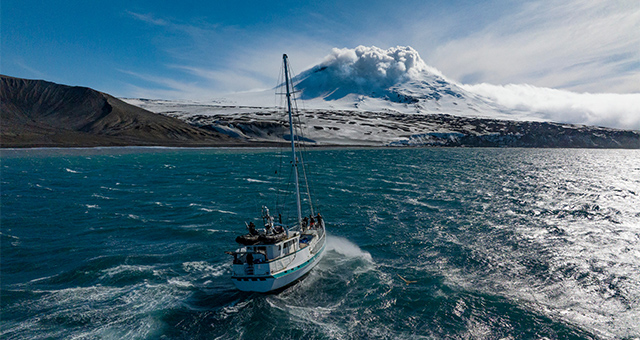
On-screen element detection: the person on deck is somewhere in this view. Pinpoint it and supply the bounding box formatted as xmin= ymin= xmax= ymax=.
xmin=246 ymin=253 xmax=253 ymax=265
xmin=274 ymin=224 xmax=284 ymax=234
xmin=248 ymin=222 xmax=258 ymax=235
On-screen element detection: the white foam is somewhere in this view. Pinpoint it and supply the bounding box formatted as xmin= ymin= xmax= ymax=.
xmin=167 ymin=278 xmax=193 ymax=288
xmin=100 ymin=265 xmax=158 ymax=279
xmin=246 ymin=178 xmax=270 ymax=183
xmin=405 ymin=198 xmax=439 ymax=210
xmin=182 ymin=261 xmax=228 ymax=278
xmin=266 ymin=298 xmax=347 ymax=338
xmin=214 ymin=209 xmax=237 ymax=215
xmin=218 ymin=299 xmax=251 ymax=319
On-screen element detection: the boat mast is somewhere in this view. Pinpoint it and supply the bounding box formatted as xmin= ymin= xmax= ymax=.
xmin=283 ymin=54 xmax=303 ymax=227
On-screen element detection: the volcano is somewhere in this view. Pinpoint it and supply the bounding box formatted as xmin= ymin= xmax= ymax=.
xmin=124 ymin=46 xmax=638 ymax=148
xmin=294 ymin=46 xmax=482 ymax=109
xmin=224 ymin=46 xmax=516 ymax=120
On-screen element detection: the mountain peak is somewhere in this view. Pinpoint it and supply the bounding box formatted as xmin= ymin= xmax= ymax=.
xmin=295 ymin=45 xmax=450 ymax=101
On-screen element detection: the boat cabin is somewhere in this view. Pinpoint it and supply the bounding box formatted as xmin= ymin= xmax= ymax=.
xmin=232 ymin=232 xmax=301 ymax=264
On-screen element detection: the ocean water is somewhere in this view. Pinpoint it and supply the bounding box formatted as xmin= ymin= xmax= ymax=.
xmin=1 ymin=147 xmax=639 ymax=339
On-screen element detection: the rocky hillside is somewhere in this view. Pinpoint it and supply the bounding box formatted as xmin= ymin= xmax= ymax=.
xmin=127 ymin=99 xmax=640 ymax=149
xmin=0 ymin=76 xmax=239 ymax=147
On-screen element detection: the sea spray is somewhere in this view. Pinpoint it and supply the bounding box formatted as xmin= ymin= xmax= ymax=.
xmin=326 ymin=235 xmax=373 ymax=263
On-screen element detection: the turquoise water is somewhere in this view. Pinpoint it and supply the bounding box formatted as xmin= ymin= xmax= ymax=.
xmin=2 ymin=148 xmax=639 ymax=339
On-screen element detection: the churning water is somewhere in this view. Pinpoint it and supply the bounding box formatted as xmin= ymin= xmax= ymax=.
xmin=1 ymin=147 xmax=639 ymax=339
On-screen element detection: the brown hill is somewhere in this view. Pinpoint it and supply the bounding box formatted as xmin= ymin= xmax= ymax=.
xmin=0 ymin=75 xmax=241 ymax=147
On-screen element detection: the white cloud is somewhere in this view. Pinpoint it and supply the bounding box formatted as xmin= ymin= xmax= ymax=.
xmin=13 ymin=59 xmax=49 ymax=79
xmin=126 ymin=11 xmax=169 ymax=27
xmin=463 ymin=83 xmax=640 ymax=130
xmin=118 ymin=69 xmax=215 ymax=99
xmin=168 ymin=65 xmax=272 ymax=93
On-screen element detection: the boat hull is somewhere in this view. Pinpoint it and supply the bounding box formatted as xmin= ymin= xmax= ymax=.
xmin=232 ymin=242 xmax=326 ymax=293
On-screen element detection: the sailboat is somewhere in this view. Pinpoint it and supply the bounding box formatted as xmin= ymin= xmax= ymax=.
xmin=227 ymin=54 xmax=326 ymax=293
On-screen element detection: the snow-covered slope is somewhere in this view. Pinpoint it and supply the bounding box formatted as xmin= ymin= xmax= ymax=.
xmin=122 ymin=46 xmax=639 ymax=147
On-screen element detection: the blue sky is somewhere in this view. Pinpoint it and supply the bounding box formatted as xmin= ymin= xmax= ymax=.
xmin=2 ymin=0 xmax=638 ymax=99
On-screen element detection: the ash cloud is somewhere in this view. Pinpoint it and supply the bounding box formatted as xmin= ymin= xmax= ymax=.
xmin=295 ymin=45 xmax=445 ymax=100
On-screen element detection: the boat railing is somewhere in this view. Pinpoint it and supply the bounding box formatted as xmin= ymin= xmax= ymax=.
xmin=310 ymin=232 xmax=325 ymax=254
xmin=240 ymin=257 xmax=291 ymax=276
xmin=234 ymin=262 xmax=271 ymax=276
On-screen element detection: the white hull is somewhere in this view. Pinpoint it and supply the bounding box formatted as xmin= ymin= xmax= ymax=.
xmin=232 ymin=241 xmax=325 ymax=292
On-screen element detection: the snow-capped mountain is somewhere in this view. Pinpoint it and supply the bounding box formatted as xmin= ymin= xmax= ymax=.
xmin=292 ymin=46 xmax=502 ymax=116
xmin=122 ymin=46 xmax=639 ymax=147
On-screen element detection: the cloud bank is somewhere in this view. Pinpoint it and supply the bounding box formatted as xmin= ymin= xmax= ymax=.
xmin=463 ymin=83 xmax=640 ymax=130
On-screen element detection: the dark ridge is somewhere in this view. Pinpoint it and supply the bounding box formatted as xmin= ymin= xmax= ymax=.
xmin=387 ymin=115 xmax=640 ymax=148
xmin=0 ymin=75 xmax=249 ymax=148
